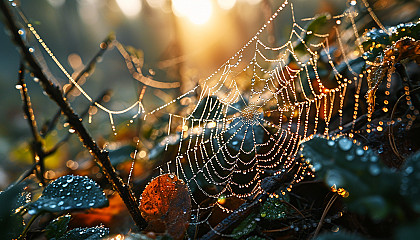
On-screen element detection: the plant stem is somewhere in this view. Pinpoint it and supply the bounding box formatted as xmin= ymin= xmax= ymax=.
xmin=0 ymin=0 xmax=147 ymax=230
xmin=17 ymin=63 xmax=46 ymax=185
xmin=18 ymin=212 xmax=41 ymax=240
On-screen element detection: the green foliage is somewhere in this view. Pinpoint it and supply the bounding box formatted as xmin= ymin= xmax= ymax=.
xmin=0 ymin=183 xmax=25 ymax=239
xmin=260 ymin=194 xmax=289 ymax=220
xmin=301 ymin=136 xmax=401 ymax=220
xmin=395 ymin=218 xmax=420 ymax=240
xmin=57 ymin=226 xmax=109 ymax=240
xmin=400 ymin=151 xmax=420 ymax=213
xmin=246 ymin=236 xmax=267 ymax=240
xmin=232 ymin=213 xmax=258 ymax=239
xmin=45 ymin=214 xmax=71 ymax=240
xmin=315 ymin=231 xmax=366 ymax=240
xmin=27 ymin=175 xmax=108 ymax=215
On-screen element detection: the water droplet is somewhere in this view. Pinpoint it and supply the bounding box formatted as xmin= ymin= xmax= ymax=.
xmin=28 ymin=209 xmax=37 ymax=215
xmin=369 ymin=164 xmax=381 ymax=176
xmin=76 ymin=202 xmax=83 ymax=207
xmin=67 ymin=177 xmax=74 ymax=183
xmin=312 ymin=162 xmax=322 ymax=171
xmin=327 ymin=140 xmax=335 ymax=147
xmin=405 ymin=166 xmax=414 ymax=175
xmin=326 ymin=170 xmax=344 ymax=186
xmin=86 ymin=185 xmax=92 ymax=190
xmin=346 ymin=154 xmax=354 ymax=161
xmin=370 ymin=155 xmax=378 ymax=162
xmin=232 ymin=141 xmax=239 ymax=146
xmin=356 ymin=147 xmax=364 ymax=156
xmin=58 ymin=201 xmax=64 ymax=206
xmin=338 ymin=138 xmax=352 ymax=151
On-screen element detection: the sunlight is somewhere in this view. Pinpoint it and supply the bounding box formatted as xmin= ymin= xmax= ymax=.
xmin=217 ymin=0 xmax=236 ymax=10
xmin=172 ymin=0 xmax=213 ymax=25
xmin=116 ymin=0 xmax=142 ymax=17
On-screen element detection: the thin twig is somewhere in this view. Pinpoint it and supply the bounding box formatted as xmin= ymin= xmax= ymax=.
xmin=279 ymin=199 xmax=305 ymax=218
xmin=45 ymin=90 xmax=112 ymax=157
xmin=389 ymin=86 xmax=420 ymax=162
xmin=312 ymin=194 xmax=338 ymax=238
xmin=17 ymin=63 xmax=46 ymax=185
xmin=40 ymin=35 xmax=115 ymax=137
xmin=0 ymin=1 xmax=147 ymax=230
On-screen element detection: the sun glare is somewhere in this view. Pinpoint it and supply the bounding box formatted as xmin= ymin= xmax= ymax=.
xmin=116 ymin=0 xmax=142 ymax=17
xmin=172 ymin=0 xmax=213 ymax=25
xmin=217 ymin=0 xmax=236 ymax=10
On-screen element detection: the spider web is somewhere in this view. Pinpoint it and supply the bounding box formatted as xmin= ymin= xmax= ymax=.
xmin=9 ymin=0 xmax=398 ymax=235
xmin=143 ymin=0 xmax=383 ymax=225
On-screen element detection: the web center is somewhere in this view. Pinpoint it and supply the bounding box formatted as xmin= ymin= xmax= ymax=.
xmin=240 ymin=105 xmax=260 ymax=125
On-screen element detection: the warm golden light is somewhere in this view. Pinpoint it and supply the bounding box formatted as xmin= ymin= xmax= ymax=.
xmin=217 ymin=0 xmax=236 ymax=10
xmin=172 ymin=0 xmax=213 ymax=25
xmin=116 ymin=0 xmax=142 ymax=17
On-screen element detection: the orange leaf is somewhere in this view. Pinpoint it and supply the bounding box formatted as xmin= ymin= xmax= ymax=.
xmin=140 ymin=173 xmax=191 ymax=240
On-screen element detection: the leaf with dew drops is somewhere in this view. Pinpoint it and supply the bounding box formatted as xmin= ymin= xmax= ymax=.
xmin=301 ymin=136 xmax=401 ymax=220
xmin=57 ymin=225 xmax=109 ymax=240
xmin=231 ymin=212 xmax=258 ymax=239
xmin=140 ymin=173 xmax=191 ymax=240
xmin=45 ymin=214 xmax=71 ymax=240
xmin=260 ymin=194 xmax=289 ymax=220
xmin=0 ymin=182 xmax=26 ymax=239
xmin=27 ymin=175 xmax=108 ymax=215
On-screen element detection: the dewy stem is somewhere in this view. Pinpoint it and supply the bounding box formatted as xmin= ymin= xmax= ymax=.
xmin=18 ymin=212 xmax=41 ymax=240
xmin=0 ymin=0 xmax=147 ymax=230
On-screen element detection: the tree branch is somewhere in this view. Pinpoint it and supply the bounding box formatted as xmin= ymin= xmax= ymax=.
xmin=17 ymin=63 xmax=46 ymax=185
xmin=0 ymin=1 xmax=147 ymax=230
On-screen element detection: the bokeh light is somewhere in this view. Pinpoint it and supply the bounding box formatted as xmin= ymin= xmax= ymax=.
xmin=217 ymin=0 xmax=236 ymax=10
xmin=172 ymin=0 xmax=213 ymax=25
xmin=116 ymin=0 xmax=142 ymax=17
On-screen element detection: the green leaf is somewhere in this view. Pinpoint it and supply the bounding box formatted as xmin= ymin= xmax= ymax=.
xmin=57 ymin=226 xmax=109 ymax=240
xmin=315 ymin=231 xmax=366 ymax=240
xmin=0 ymin=183 xmax=26 ymax=239
xmin=246 ymin=236 xmax=267 ymax=240
xmin=231 ymin=213 xmax=258 ymax=239
xmin=27 ymin=175 xmax=108 ymax=215
xmin=45 ymin=214 xmax=71 ymax=240
xmin=260 ymin=194 xmax=289 ymax=220
xmin=400 ymin=151 xmax=420 ymax=213
xmin=395 ymin=218 xmax=420 ymax=240
xmin=301 ymin=136 xmax=400 ymax=220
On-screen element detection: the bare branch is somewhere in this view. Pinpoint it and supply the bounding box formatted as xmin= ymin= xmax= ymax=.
xmin=17 ymin=63 xmax=45 ymax=184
